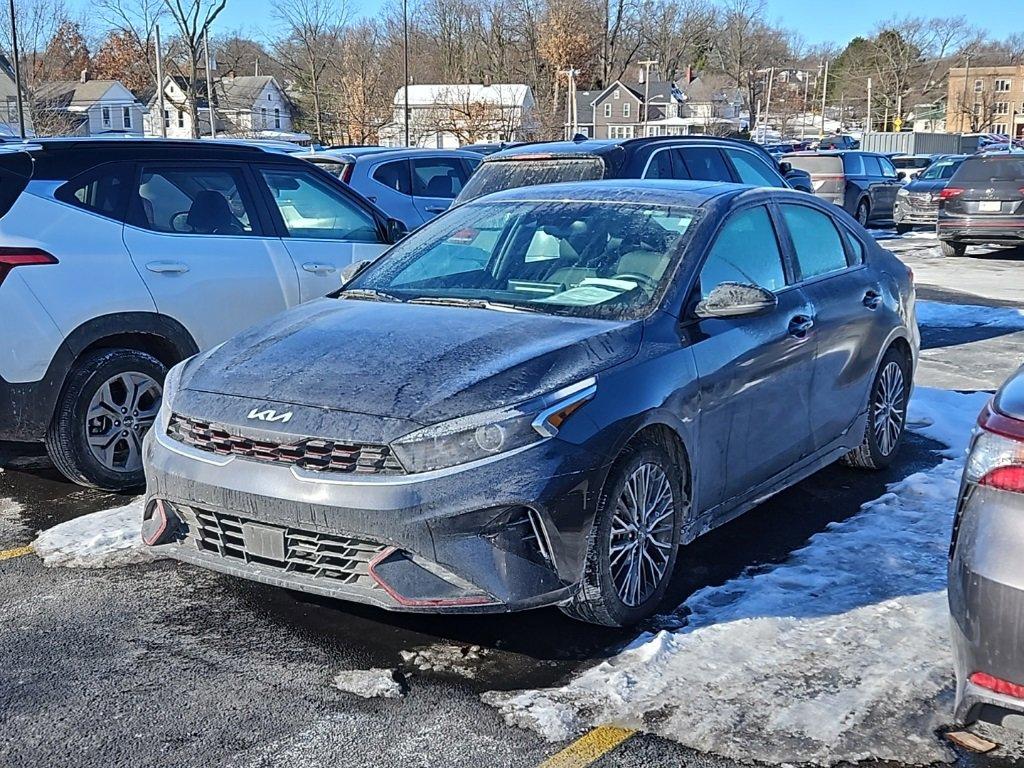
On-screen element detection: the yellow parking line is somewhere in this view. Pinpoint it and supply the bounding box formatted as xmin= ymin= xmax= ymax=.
xmin=539 ymin=727 xmax=636 ymax=768
xmin=0 ymin=545 xmax=33 ymax=561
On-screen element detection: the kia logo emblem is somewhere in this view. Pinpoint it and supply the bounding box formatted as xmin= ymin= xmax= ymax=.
xmin=247 ymin=407 xmax=293 ymax=423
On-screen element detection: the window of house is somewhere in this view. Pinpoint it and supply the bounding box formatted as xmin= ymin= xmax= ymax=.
xmin=995 ymin=123 xmax=1008 ymax=134
xmin=613 ymin=90 xmax=620 ymax=99
xmin=608 ymin=125 xmax=635 ymax=139
xmin=995 ymin=102 xmax=1009 ymax=115
xmin=101 ymin=106 xmax=111 ymax=128
xmin=995 ymin=79 xmax=1012 ymax=92
xmin=123 ymin=107 xmax=132 ymax=129
xmin=974 ymin=79 xmax=983 ymax=93
xmin=260 ymin=107 xmax=267 ymax=127
xmin=163 ymin=109 xmax=170 ymax=128
xmin=177 ymin=110 xmax=184 ymax=128
xmin=604 ymin=103 xmax=612 ymax=118
xmin=274 ymin=108 xmax=281 ymax=129
xmin=623 ymin=103 xmax=631 ymax=118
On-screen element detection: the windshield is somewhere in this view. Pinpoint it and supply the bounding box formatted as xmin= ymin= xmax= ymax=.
xmin=346 ymin=199 xmax=701 ymax=321
xmin=919 ymin=159 xmax=962 ymax=180
xmin=456 ymin=157 xmax=605 ymax=204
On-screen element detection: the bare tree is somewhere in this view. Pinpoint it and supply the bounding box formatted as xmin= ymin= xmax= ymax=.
xmin=162 ymin=0 xmax=228 ymax=138
xmin=96 ymin=0 xmax=164 ymax=88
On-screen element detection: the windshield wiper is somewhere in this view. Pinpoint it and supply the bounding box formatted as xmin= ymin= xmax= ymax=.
xmin=339 ymin=288 xmax=403 ymax=303
xmin=407 ymin=297 xmax=543 ymax=313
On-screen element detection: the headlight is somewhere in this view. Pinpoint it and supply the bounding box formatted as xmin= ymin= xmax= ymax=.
xmin=897 ymin=188 xmax=909 ymax=197
xmin=157 ymin=359 xmax=188 ymax=432
xmin=391 ymin=378 xmax=597 ymax=473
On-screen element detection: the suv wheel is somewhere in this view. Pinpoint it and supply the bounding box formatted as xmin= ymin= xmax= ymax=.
xmin=841 ymin=347 xmax=911 ymax=470
xmin=46 ymin=349 xmax=166 ymax=490
xmin=896 ymin=223 xmax=912 ymax=235
xmin=855 ymin=199 xmax=870 ymax=226
xmin=561 ymin=438 xmax=685 ymax=626
xmin=940 ymin=240 xmax=967 ymax=257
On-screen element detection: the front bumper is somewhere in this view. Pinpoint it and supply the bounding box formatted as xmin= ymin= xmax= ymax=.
xmin=938 ymin=215 xmax=1024 ymax=245
xmin=949 ymin=483 xmax=1024 ymax=723
xmin=894 ymin=196 xmax=939 ymax=226
xmin=143 ymin=421 xmax=613 ymax=614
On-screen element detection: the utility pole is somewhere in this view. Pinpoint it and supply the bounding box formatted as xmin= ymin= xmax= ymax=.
xmin=155 ymin=24 xmax=166 ymax=138
xmin=561 ymin=68 xmax=579 ymax=139
xmin=204 ymin=31 xmax=216 ymax=139
xmin=819 ymin=59 xmax=829 ymax=138
xmin=800 ymin=70 xmax=809 ymax=140
xmin=602 ymin=0 xmax=609 ymax=87
xmin=962 ymin=53 xmax=972 ymax=133
xmin=7 ymin=0 xmax=25 ymax=139
xmin=866 ymin=77 xmax=872 ymax=137
xmin=762 ymin=67 xmax=775 ymax=143
xmin=639 ymin=59 xmax=658 ymax=136
xmin=403 ymin=0 xmax=410 ymax=146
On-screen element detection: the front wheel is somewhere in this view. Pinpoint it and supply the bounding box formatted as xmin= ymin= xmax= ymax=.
xmin=842 ymin=348 xmax=911 ymax=470
xmin=896 ymin=223 xmax=912 ymax=235
xmin=561 ymin=438 xmax=686 ymax=626
xmin=46 ymin=348 xmax=166 ymax=490
xmin=855 ymin=199 xmax=870 ymax=226
xmin=940 ymin=240 xmax=967 ymax=257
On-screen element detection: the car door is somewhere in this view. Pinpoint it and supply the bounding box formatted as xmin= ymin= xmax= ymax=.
xmin=688 ymin=203 xmax=817 ymax=513
xmin=776 ymin=201 xmax=884 ymax=449
xmin=876 ymin=155 xmax=902 ymax=219
xmin=254 ymin=163 xmax=390 ymax=302
xmin=411 ymin=156 xmax=470 ymax=222
xmin=365 ymin=158 xmax=420 ymax=229
xmin=122 ymin=162 xmax=300 ymax=350
xmin=860 ymin=155 xmax=890 ymax=221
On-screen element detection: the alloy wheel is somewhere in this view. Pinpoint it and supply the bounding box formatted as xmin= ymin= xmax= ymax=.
xmin=856 ymin=201 xmax=869 ymax=225
xmin=85 ymin=372 xmax=162 ymax=472
xmin=872 ymin=361 xmax=906 ymax=457
xmin=609 ymin=463 xmax=675 ymax=607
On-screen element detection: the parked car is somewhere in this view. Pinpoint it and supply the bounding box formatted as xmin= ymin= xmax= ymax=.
xmin=461 ymin=142 xmax=524 ymax=155
xmin=300 ymin=147 xmax=481 ymax=230
xmin=142 ymin=179 xmax=919 ymax=627
xmin=936 ymin=153 xmax=1024 ymax=257
xmin=455 ymin=137 xmax=795 ymax=205
xmin=0 ymin=138 xmax=405 ymax=490
xmin=893 ymin=155 xmax=967 ymax=233
xmin=891 ymin=154 xmax=935 ymax=180
xmin=950 ymin=366 xmax=1024 ymax=726
xmin=815 ymin=135 xmax=859 ymax=150
xmin=782 ymin=150 xmax=904 ymax=226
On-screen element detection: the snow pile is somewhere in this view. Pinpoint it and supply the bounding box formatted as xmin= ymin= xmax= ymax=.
xmin=400 ymin=643 xmax=489 ymax=678
xmin=32 ymin=498 xmax=157 ymax=568
xmin=484 ymin=388 xmax=990 ymax=766
xmin=916 ymin=300 xmax=1024 ymax=330
xmin=332 ymin=668 xmax=404 ymax=699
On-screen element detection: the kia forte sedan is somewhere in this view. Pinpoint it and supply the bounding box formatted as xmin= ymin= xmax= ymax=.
xmin=950 ymin=367 xmax=1024 ymax=725
xmin=142 ymin=180 xmax=919 ymax=626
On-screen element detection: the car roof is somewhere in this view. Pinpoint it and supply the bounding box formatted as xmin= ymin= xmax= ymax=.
xmin=486 ymin=135 xmax=757 ymax=162
xmin=301 ymin=146 xmax=480 ymax=163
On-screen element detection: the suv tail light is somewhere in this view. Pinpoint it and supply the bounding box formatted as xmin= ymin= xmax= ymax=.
xmin=0 ymin=247 xmax=58 ymax=287
xmin=939 ymin=187 xmax=965 ymax=200
xmin=966 ymin=402 xmax=1024 ymax=494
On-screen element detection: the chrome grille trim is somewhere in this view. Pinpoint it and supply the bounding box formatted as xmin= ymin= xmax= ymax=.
xmin=167 ymin=414 xmax=405 ymax=474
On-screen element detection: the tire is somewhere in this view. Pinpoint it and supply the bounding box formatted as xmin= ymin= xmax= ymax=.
xmin=842 ymin=347 xmax=911 ymax=471
xmin=896 ymin=223 xmax=912 ymax=235
xmin=855 ymin=199 xmax=870 ymax=226
xmin=561 ymin=437 xmax=686 ymax=627
xmin=46 ymin=348 xmax=166 ymax=490
xmin=940 ymin=240 xmax=966 ymax=257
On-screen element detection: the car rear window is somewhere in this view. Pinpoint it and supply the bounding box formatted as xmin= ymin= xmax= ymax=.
xmin=456 ymin=157 xmax=605 ymax=203
xmin=783 ymin=155 xmax=842 ymax=175
xmin=307 ymin=157 xmax=352 ymax=181
xmin=952 ymin=156 xmax=1024 ymax=183
xmin=0 ymin=150 xmax=32 ymax=219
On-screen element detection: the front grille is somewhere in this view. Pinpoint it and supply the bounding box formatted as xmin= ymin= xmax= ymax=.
xmin=178 ymin=505 xmax=386 ymax=586
xmin=167 ymin=414 xmax=405 ymax=474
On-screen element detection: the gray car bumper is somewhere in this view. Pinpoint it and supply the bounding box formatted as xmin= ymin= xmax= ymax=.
xmin=949 ymin=483 xmax=1024 ymax=723
xmin=143 ymin=424 xmax=613 ymax=613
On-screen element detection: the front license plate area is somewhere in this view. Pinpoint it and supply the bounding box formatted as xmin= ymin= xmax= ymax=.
xmin=241 ymin=522 xmax=286 ymax=561
xmin=979 ymin=200 xmax=1001 ymax=212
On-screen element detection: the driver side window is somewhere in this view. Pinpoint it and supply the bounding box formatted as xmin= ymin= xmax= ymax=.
xmin=698 ymin=206 xmax=786 ymax=298
xmin=133 ymin=165 xmax=257 ymax=236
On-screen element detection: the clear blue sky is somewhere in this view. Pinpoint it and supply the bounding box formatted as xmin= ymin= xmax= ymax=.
xmin=197 ymin=0 xmax=1020 ymax=47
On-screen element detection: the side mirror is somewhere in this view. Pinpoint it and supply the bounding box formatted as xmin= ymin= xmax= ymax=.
xmin=340 ymin=259 xmax=373 ymax=286
xmin=386 ymin=217 xmax=408 ymax=244
xmin=695 ymin=282 xmax=778 ymax=319
xmin=896 ymin=171 xmax=907 ymax=181
xmin=779 ymin=161 xmax=792 ymax=174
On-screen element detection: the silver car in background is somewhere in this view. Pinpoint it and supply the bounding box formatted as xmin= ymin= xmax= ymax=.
xmin=950 ymin=366 xmax=1024 ymax=726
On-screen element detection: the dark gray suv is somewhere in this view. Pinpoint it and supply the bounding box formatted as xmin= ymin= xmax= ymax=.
xmin=142 ymin=180 xmax=919 ymax=626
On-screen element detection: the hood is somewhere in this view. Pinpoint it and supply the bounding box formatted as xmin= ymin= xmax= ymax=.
xmin=181 ymin=298 xmax=642 ymax=426
xmin=995 ymin=365 xmax=1024 ymax=423
xmin=904 ymin=179 xmax=948 ymax=193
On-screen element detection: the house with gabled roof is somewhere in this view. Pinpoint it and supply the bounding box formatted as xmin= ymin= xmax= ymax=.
xmin=33 ymin=74 xmax=143 ymax=136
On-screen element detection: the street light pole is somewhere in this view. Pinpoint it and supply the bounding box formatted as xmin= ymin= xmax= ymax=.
xmin=154 ymin=24 xmax=166 ymax=138
xmin=403 ymin=0 xmax=410 ymax=147
xmin=204 ymin=31 xmax=216 ymax=139
xmin=639 ymin=59 xmax=658 ymax=136
xmin=7 ymin=0 xmax=25 ymax=139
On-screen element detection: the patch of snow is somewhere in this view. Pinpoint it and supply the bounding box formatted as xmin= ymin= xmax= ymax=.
xmin=400 ymin=643 xmax=488 ymax=678
xmin=332 ymin=668 xmax=403 ymax=699
xmin=484 ymin=388 xmax=990 ymax=766
xmin=32 ymin=498 xmax=158 ymax=568
xmin=916 ymin=300 xmax=1024 ymax=331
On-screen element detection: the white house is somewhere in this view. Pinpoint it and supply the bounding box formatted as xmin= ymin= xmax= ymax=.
xmin=144 ymin=75 xmax=301 ymax=140
xmin=0 ymin=55 xmax=31 ymax=136
xmin=378 ymin=83 xmax=536 ymax=148
xmin=33 ymin=75 xmax=143 ymax=136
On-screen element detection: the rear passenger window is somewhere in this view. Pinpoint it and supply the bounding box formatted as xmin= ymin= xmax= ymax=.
xmin=842 ymin=154 xmax=865 ymax=175
xmin=645 ymin=150 xmax=676 ymax=179
xmin=412 ymin=158 xmax=469 ymax=199
xmin=373 ymin=161 xmax=412 ymax=195
xmin=133 ymin=165 xmax=257 ymax=235
xmin=724 ymin=149 xmax=781 ymax=186
xmin=699 ymin=206 xmax=786 ymax=297
xmin=861 ymin=155 xmax=882 ymax=176
xmin=678 ymin=147 xmax=732 ymax=182
xmin=781 ymin=204 xmax=848 ymax=279
xmin=56 ymin=163 xmax=132 ymax=220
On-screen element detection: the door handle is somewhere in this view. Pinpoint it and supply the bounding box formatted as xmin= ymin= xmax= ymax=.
xmin=788 ymin=315 xmax=814 ymax=338
xmin=425 ymin=205 xmax=449 ymax=213
xmin=145 ymin=261 xmax=189 ymax=274
xmin=302 ymin=262 xmax=337 ymax=275
xmin=862 ymin=290 xmax=881 ymax=309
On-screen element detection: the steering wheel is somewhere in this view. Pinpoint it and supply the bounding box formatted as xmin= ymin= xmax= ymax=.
xmin=612 ymin=272 xmax=660 ymax=293
xmin=170 ymin=211 xmax=191 ymax=233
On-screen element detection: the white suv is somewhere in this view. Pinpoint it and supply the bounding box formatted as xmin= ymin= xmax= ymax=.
xmin=0 ymin=138 xmax=400 ymax=489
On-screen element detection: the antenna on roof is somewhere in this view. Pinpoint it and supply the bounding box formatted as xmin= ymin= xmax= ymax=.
xmin=572 ymin=133 xmax=587 ymax=143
